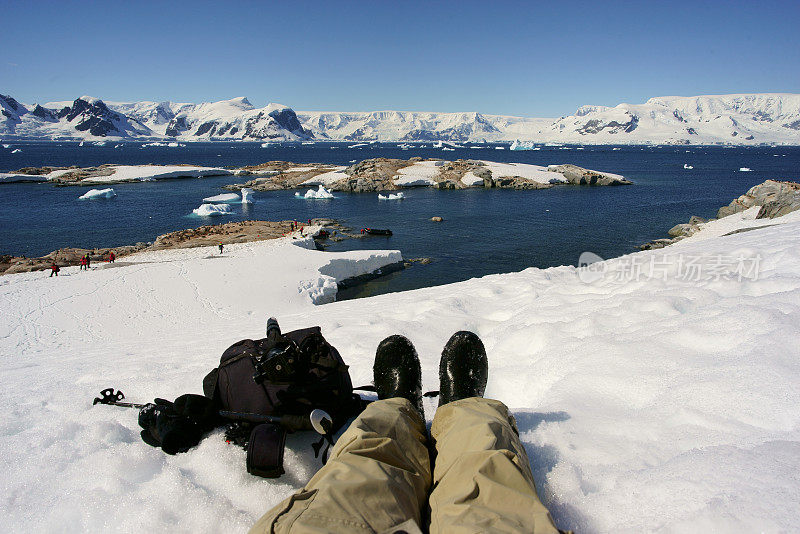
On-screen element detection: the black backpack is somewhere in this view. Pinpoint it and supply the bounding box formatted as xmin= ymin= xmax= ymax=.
xmin=202 ymin=320 xmax=366 ymax=477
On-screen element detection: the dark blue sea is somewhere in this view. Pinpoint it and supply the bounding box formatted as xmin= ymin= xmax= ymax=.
xmin=1 ymin=141 xmax=798 ymax=298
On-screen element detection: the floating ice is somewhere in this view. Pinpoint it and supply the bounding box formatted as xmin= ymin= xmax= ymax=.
xmin=295 ymin=185 xmax=334 ymax=199
xmin=378 ymin=192 xmax=405 ymax=200
xmin=684 ymin=164 xmax=694 ymax=169
xmin=78 ymin=141 xmax=84 ymax=146
xmin=79 ymin=188 xmax=116 ymax=200
xmin=433 ymin=141 xmax=443 ymax=148
xmin=510 ymin=140 xmax=537 ymax=151
xmin=192 ymin=203 xmax=232 ymax=216
xmin=11 ymin=149 xmax=21 ymax=153
xmin=203 ymin=192 xmax=240 ymax=203
xmin=261 ymin=142 xmax=271 ymax=148
xmin=442 ymin=147 xmax=455 ymax=151
xmin=495 ymin=146 xmax=505 ymax=150
xmin=93 ymin=141 xmax=106 ymax=146
xmin=348 ymin=143 xmax=367 ymax=149
xmin=241 ymin=188 xmax=254 ymax=204
xmin=740 ymin=167 xmax=753 ymax=172
xmin=2 ymin=144 xmax=10 ymax=149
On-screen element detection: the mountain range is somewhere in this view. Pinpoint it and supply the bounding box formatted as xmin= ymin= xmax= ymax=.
xmin=1 ymin=93 xmax=798 ymax=145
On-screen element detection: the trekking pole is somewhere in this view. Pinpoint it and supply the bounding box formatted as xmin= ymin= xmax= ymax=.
xmin=93 ymin=388 xmax=333 ymax=435
xmin=93 ymin=388 xmax=148 ymax=409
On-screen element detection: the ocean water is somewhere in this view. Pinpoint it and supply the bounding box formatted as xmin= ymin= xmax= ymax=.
xmin=1 ymin=141 xmax=798 ymax=298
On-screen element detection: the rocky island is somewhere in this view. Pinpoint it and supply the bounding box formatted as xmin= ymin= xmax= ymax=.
xmin=227 ymin=158 xmax=632 ymax=193
xmin=2 ymin=158 xmax=632 ymax=190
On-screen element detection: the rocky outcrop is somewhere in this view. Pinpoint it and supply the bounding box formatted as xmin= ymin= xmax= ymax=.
xmin=547 ymin=164 xmax=633 ymax=186
xmin=640 ymin=180 xmax=800 ymax=250
xmin=1 ymin=244 xmax=148 ymax=274
xmin=0 ymin=220 xmax=312 ymax=275
xmin=717 ymin=180 xmax=800 ymax=219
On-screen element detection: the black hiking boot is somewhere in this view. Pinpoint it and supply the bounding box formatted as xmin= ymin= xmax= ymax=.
xmin=374 ymin=335 xmax=424 ymax=417
xmin=438 ymin=331 xmax=488 ymax=406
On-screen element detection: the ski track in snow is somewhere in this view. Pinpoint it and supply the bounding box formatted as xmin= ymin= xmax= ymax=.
xmin=2 ymin=217 xmax=800 ymax=532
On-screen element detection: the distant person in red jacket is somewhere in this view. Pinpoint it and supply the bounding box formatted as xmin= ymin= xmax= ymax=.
xmin=109 ymin=251 xmax=116 ymax=263
xmin=80 ymin=256 xmax=87 ymax=270
xmin=86 ymin=255 xmax=91 ymax=269
xmin=50 ymin=263 xmax=60 ymax=277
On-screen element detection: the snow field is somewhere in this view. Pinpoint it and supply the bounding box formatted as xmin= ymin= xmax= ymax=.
xmin=1 ymin=212 xmax=800 ymax=532
xmin=393 ymin=160 xmax=442 ymax=187
xmin=79 ymin=165 xmax=232 ymax=183
xmin=482 ymin=161 xmax=566 ymax=184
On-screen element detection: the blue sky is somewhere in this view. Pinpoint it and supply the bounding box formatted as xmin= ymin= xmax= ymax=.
xmin=2 ymin=0 xmax=798 ymax=116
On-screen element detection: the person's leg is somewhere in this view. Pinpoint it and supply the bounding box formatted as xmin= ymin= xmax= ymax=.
xmin=428 ymin=332 xmax=561 ymax=534
xmin=250 ymin=335 xmax=430 ymax=534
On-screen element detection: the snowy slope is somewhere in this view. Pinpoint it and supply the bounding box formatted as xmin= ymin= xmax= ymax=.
xmin=2 ymin=210 xmax=800 ymax=531
xmin=3 ymin=93 xmax=798 ymax=144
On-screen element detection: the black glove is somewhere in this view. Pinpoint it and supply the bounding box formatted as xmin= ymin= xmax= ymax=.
xmin=138 ymin=394 xmax=220 ymax=454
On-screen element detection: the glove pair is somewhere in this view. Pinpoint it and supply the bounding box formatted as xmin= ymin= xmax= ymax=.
xmin=138 ymin=394 xmax=220 ymax=454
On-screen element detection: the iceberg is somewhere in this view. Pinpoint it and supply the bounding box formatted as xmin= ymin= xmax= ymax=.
xmin=2 ymin=144 xmax=10 ymax=148
xmin=203 ymin=192 xmax=240 ymax=203
xmin=241 ymin=188 xmax=254 ymax=204
xmin=442 ymin=147 xmax=455 ymax=151
xmin=11 ymin=149 xmax=21 ymax=153
xmin=192 ymin=203 xmax=232 ymax=216
xmin=295 ymin=185 xmax=334 ymax=199
xmin=510 ymin=140 xmax=537 ymax=151
xmin=378 ymin=192 xmax=405 ymax=200
xmin=740 ymin=167 xmax=753 ymax=172
xmin=683 ymin=164 xmax=694 ymax=169
xmin=79 ymin=188 xmax=117 ymax=200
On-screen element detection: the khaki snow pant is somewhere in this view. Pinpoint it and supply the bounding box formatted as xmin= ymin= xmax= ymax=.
xmin=250 ymin=397 xmax=561 ymax=534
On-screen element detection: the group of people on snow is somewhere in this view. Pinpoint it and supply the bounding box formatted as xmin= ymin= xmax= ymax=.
xmin=49 ymin=250 xmax=115 ymax=277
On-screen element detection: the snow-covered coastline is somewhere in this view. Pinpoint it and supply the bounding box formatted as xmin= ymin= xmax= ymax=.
xmin=2 ymin=189 xmax=800 ymax=531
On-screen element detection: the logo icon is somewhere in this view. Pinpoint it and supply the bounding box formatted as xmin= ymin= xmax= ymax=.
xmin=577 ymin=251 xmax=605 ymax=283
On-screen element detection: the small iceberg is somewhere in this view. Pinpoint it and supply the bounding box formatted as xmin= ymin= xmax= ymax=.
xmin=494 ymin=146 xmax=505 ymax=150
xmin=241 ymin=188 xmax=254 ymax=204
xmin=739 ymin=167 xmax=752 ymax=172
xmin=442 ymin=147 xmax=455 ymax=151
xmin=11 ymin=149 xmax=21 ymax=153
xmin=683 ymin=164 xmax=694 ymax=169
xmin=78 ymin=141 xmax=84 ymax=147
xmin=193 ymin=203 xmax=232 ymax=217
xmin=93 ymin=141 xmax=107 ymax=147
xmin=261 ymin=142 xmax=271 ymax=148
xmin=510 ymin=140 xmax=537 ymax=151
xmin=348 ymin=143 xmax=368 ymax=149
xmin=203 ymin=192 xmax=241 ymax=203
xmin=79 ymin=188 xmax=116 ymax=200
xmin=378 ymin=192 xmax=405 ymax=200
xmin=295 ymin=185 xmax=334 ymax=199
xmin=433 ymin=141 xmax=443 ymax=148
xmin=2 ymin=144 xmax=10 ymax=149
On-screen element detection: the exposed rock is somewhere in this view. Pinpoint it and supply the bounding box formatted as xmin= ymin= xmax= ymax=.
xmin=640 ymin=180 xmax=800 ymax=250
xmin=1 ymin=220 xmax=303 ymax=275
xmin=717 ymin=180 xmax=800 ymax=219
xmin=547 ymin=164 xmax=633 ymax=186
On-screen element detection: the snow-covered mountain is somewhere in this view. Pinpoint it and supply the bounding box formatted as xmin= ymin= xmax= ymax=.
xmin=0 ymin=94 xmax=312 ymax=142
xmin=1 ymin=93 xmax=798 ymax=144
